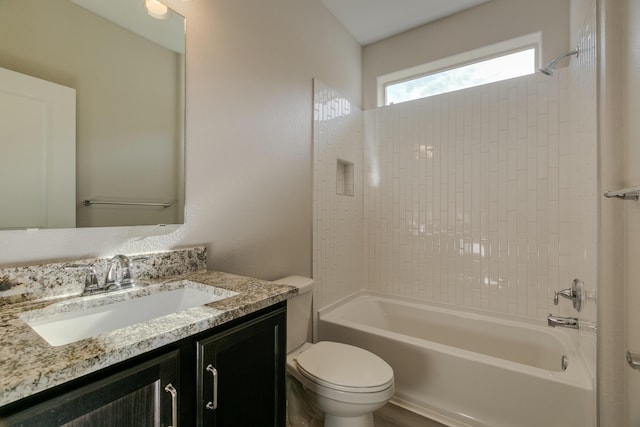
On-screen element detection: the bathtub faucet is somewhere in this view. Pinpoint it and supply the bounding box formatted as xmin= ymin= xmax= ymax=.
xmin=547 ymin=314 xmax=579 ymax=329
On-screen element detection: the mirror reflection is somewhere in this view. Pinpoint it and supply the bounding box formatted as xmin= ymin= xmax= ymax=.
xmin=0 ymin=0 xmax=185 ymax=229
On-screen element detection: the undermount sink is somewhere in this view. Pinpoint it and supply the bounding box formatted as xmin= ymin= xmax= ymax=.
xmin=22 ymin=281 xmax=238 ymax=347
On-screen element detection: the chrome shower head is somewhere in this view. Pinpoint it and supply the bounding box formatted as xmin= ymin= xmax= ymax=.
xmin=539 ymin=48 xmax=579 ymax=76
xmin=539 ymin=67 xmax=554 ymax=76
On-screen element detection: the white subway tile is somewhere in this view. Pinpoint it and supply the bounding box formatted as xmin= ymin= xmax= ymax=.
xmin=315 ymin=59 xmax=595 ymax=324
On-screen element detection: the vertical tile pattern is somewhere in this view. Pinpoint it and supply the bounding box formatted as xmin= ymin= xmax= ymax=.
xmin=568 ymin=1 xmax=598 ymax=379
xmin=363 ymin=70 xmax=572 ymax=322
xmin=312 ymin=80 xmax=364 ymax=311
xmin=314 ymin=38 xmax=597 ymax=328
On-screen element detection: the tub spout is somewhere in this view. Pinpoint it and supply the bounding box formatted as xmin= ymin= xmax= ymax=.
xmin=547 ymin=314 xmax=579 ymax=329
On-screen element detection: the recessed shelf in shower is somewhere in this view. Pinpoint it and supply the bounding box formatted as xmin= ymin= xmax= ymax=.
xmin=336 ymin=159 xmax=354 ymax=197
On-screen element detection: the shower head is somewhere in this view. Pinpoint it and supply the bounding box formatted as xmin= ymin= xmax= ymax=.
xmin=539 ymin=48 xmax=579 ymax=76
xmin=539 ymin=67 xmax=554 ymax=76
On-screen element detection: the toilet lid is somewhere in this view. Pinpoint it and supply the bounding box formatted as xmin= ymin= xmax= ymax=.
xmin=296 ymin=341 xmax=393 ymax=393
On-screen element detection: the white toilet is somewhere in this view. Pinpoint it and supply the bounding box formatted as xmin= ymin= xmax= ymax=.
xmin=274 ymin=276 xmax=394 ymax=427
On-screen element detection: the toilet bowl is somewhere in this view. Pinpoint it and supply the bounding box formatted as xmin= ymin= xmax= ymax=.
xmin=287 ymin=341 xmax=394 ymax=427
xmin=273 ymin=276 xmax=395 ymax=427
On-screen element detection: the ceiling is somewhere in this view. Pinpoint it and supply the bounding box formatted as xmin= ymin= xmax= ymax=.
xmin=321 ymin=0 xmax=491 ymax=45
xmin=71 ymin=0 xmax=185 ymax=53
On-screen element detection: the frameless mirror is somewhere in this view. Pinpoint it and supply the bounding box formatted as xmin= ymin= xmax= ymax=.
xmin=0 ymin=0 xmax=185 ymax=229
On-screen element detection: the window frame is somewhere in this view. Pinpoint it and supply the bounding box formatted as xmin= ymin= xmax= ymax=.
xmin=377 ymin=32 xmax=542 ymax=107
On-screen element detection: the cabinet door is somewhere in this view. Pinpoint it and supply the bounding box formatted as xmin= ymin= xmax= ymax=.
xmin=197 ymin=308 xmax=286 ymax=427
xmin=2 ymin=350 xmax=180 ymax=427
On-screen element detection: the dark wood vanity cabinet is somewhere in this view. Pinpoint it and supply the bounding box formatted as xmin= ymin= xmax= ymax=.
xmin=0 ymin=303 xmax=286 ymax=427
xmin=196 ymin=305 xmax=286 ymax=426
xmin=1 ymin=350 xmax=180 ymax=427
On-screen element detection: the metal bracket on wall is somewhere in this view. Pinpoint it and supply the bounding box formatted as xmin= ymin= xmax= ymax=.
xmin=603 ymin=187 xmax=640 ymax=201
xmin=627 ymin=351 xmax=640 ymax=370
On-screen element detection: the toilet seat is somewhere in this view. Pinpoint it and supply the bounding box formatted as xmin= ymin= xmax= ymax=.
xmin=295 ymin=341 xmax=394 ymax=393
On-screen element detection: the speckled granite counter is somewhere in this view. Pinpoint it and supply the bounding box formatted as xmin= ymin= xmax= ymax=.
xmin=0 ymin=248 xmax=296 ymax=407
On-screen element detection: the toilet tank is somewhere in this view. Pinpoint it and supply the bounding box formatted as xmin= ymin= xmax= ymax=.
xmin=273 ymin=276 xmax=313 ymax=353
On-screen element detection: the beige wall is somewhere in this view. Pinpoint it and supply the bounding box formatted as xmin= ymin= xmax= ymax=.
xmin=598 ymin=0 xmax=626 ymax=425
xmin=623 ymin=0 xmax=640 ymax=423
xmin=0 ymin=0 xmax=183 ymax=227
xmin=0 ymin=0 xmax=361 ymax=280
xmin=361 ymin=0 xmax=570 ymax=110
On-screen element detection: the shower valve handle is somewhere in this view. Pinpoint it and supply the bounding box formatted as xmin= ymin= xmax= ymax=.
xmin=553 ymin=279 xmax=583 ymax=312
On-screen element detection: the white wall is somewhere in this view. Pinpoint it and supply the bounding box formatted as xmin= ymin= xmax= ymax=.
xmin=315 ymin=50 xmax=597 ymax=324
xmin=361 ymin=70 xmax=580 ymax=322
xmin=0 ymin=0 xmax=361 ymax=281
xmin=312 ymin=1 xmax=595 ymax=327
xmin=567 ymin=0 xmax=598 ymax=400
xmin=361 ymin=0 xmax=570 ymax=110
xmin=312 ymin=81 xmax=363 ymax=311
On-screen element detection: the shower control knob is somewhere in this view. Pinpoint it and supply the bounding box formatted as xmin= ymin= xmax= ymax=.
xmin=553 ymin=279 xmax=584 ymax=312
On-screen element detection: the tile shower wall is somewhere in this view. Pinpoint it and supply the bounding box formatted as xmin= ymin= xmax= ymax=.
xmin=570 ymin=0 xmax=598 ymax=379
xmin=312 ymin=80 xmax=364 ymax=312
xmin=314 ymin=44 xmax=597 ymax=327
xmin=363 ymin=70 xmax=572 ymax=321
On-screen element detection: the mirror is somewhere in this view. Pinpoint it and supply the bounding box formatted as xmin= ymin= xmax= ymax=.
xmin=0 ymin=0 xmax=185 ymax=229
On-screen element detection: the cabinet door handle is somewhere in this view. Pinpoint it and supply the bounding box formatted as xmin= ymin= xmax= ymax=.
xmin=164 ymin=383 xmax=178 ymax=427
xmin=205 ymin=364 xmax=218 ymax=410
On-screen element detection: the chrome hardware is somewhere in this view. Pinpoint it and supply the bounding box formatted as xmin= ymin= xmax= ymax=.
xmin=64 ymin=263 xmax=101 ymax=295
xmin=561 ymin=355 xmax=569 ymax=371
xmin=105 ymin=254 xmax=135 ymax=290
xmin=553 ymin=279 xmax=584 ymax=312
xmin=547 ymin=314 xmax=579 ymax=329
xmin=604 ymin=187 xmax=640 ymax=201
xmin=83 ymin=199 xmax=172 ymax=208
xmin=205 ymin=364 xmax=218 ymax=411
xmin=627 ymin=351 xmax=640 ymax=370
xmin=66 ymin=255 xmax=145 ymax=295
xmin=540 ymin=47 xmax=579 ymax=76
xmin=164 ymin=383 xmax=178 ymax=427
xmin=103 ymin=254 xmax=146 ymax=292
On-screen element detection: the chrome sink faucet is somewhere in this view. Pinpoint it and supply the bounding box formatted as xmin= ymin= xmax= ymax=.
xmin=65 ymin=254 xmax=145 ymax=295
xmin=547 ymin=314 xmax=579 ymax=329
xmin=105 ymin=254 xmax=134 ymax=290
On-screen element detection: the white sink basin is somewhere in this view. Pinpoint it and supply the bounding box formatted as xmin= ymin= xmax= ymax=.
xmin=22 ymin=281 xmax=237 ymax=346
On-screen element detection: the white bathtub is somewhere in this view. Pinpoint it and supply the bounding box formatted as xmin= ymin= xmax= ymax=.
xmin=318 ymin=292 xmax=594 ymax=427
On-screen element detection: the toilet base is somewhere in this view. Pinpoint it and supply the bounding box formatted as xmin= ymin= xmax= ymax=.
xmin=324 ymin=413 xmax=373 ymax=427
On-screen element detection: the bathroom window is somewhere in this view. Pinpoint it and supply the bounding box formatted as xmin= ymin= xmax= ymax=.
xmin=378 ymin=33 xmax=540 ymax=106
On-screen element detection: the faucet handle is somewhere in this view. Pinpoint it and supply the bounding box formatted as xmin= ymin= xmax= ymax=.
xmin=553 ymin=279 xmax=584 ymax=312
xmin=64 ymin=263 xmax=100 ymax=293
xmin=106 ymin=255 xmax=146 ymax=289
xmin=106 ymin=255 xmax=132 ymax=289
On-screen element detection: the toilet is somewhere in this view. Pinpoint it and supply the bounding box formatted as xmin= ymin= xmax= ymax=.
xmin=274 ymin=276 xmax=394 ymax=427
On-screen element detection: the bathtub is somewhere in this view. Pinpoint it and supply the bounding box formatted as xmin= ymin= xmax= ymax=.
xmin=318 ymin=292 xmax=594 ymax=427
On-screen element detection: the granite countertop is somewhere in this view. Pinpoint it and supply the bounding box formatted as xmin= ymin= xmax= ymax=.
xmin=0 ymin=269 xmax=296 ymax=407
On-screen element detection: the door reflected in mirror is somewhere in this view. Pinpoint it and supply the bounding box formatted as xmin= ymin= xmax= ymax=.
xmin=0 ymin=0 xmax=185 ymax=229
